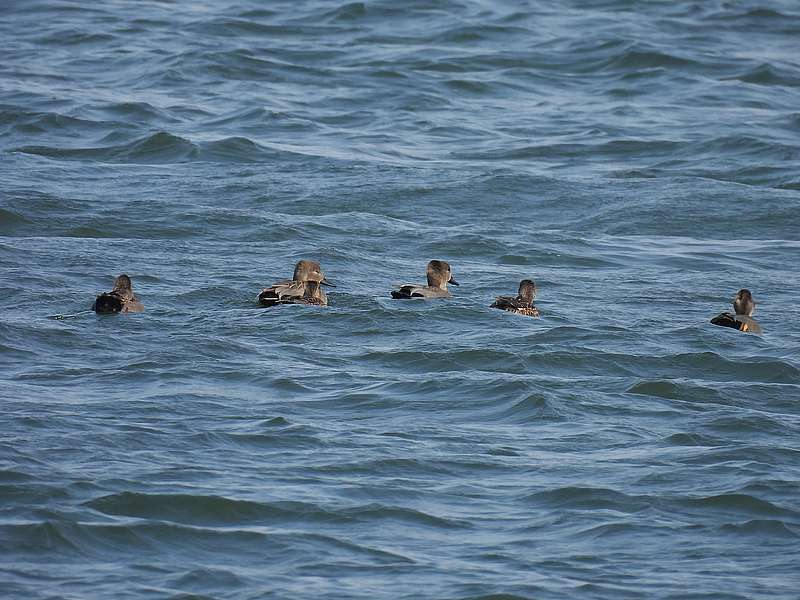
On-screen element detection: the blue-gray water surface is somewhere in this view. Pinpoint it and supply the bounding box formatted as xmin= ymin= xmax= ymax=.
xmin=2 ymin=1 xmax=800 ymax=598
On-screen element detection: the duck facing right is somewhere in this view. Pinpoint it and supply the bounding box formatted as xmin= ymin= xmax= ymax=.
xmin=258 ymin=260 xmax=334 ymax=307
xmin=490 ymin=279 xmax=540 ymax=317
xmin=391 ymin=260 xmax=459 ymax=299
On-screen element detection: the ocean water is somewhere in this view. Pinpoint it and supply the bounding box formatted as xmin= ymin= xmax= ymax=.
xmin=2 ymin=1 xmax=800 ymax=598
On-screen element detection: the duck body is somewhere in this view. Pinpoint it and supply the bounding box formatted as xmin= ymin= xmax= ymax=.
xmin=710 ymin=312 xmax=762 ymax=334
xmin=93 ymin=274 xmax=144 ymax=314
xmin=391 ymin=285 xmax=451 ymax=299
xmin=490 ymin=279 xmax=539 ymax=317
xmin=490 ymin=296 xmax=540 ymax=317
xmin=257 ymin=260 xmax=332 ymax=307
xmin=391 ymin=260 xmax=458 ymax=300
xmin=258 ymin=280 xmax=327 ymax=306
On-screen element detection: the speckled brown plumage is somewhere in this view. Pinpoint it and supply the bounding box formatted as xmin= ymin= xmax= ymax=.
xmin=491 ymin=279 xmax=540 ymax=317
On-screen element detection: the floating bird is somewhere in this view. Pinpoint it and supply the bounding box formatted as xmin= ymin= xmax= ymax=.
xmin=92 ymin=274 xmax=144 ymax=314
xmin=257 ymin=260 xmax=334 ymax=307
xmin=391 ymin=260 xmax=459 ymax=299
xmin=490 ymin=279 xmax=540 ymax=317
xmin=710 ymin=288 xmax=762 ymax=333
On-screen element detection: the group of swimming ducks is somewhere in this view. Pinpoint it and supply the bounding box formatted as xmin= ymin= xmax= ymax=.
xmin=92 ymin=259 xmax=761 ymax=333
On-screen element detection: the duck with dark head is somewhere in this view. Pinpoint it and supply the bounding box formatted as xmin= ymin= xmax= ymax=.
xmin=391 ymin=260 xmax=459 ymax=299
xmin=490 ymin=279 xmax=540 ymax=317
xmin=93 ymin=274 xmax=144 ymax=314
xmin=711 ymin=288 xmax=762 ymax=334
xmin=258 ymin=260 xmax=334 ymax=307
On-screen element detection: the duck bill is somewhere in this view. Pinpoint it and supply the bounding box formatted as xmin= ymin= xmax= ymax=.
xmin=448 ymin=277 xmax=459 ymax=286
xmin=321 ymin=278 xmax=336 ymax=288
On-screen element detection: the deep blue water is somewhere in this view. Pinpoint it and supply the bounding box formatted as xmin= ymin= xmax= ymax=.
xmin=2 ymin=1 xmax=800 ymax=598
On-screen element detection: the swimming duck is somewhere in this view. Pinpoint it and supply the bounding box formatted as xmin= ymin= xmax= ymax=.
xmin=490 ymin=279 xmax=540 ymax=317
xmin=391 ymin=260 xmax=459 ymax=299
xmin=710 ymin=288 xmax=762 ymax=333
xmin=257 ymin=260 xmax=334 ymax=307
xmin=92 ymin=274 xmax=144 ymax=314
xmin=733 ymin=288 xmax=756 ymax=317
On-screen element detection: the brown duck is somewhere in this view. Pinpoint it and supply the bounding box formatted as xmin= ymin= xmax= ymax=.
xmin=257 ymin=260 xmax=334 ymax=307
xmin=711 ymin=288 xmax=762 ymax=333
xmin=93 ymin=274 xmax=144 ymax=314
xmin=490 ymin=279 xmax=539 ymax=317
xmin=391 ymin=260 xmax=459 ymax=299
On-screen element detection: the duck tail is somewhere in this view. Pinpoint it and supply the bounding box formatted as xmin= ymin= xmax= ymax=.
xmin=257 ymin=289 xmax=280 ymax=307
xmin=93 ymin=293 xmax=124 ymax=314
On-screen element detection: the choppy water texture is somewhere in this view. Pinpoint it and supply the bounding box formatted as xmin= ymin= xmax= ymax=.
xmin=2 ymin=1 xmax=800 ymax=598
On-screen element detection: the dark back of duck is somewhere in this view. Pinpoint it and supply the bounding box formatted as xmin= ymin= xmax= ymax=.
xmin=391 ymin=287 xmax=413 ymax=299
xmin=93 ymin=293 xmax=124 ymax=314
xmin=258 ymin=289 xmax=281 ymax=307
xmin=711 ymin=312 xmax=761 ymax=333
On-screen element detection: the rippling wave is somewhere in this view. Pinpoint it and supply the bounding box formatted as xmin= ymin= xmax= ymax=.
xmin=2 ymin=0 xmax=800 ymax=598
xmin=14 ymin=132 xmax=314 ymax=164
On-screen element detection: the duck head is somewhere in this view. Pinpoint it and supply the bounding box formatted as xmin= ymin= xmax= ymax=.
xmin=733 ymin=288 xmax=755 ymax=316
xmin=112 ymin=274 xmax=135 ymax=300
xmin=517 ymin=279 xmax=536 ymax=306
xmin=426 ymin=260 xmax=458 ymax=290
xmin=293 ymin=260 xmax=335 ymax=287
